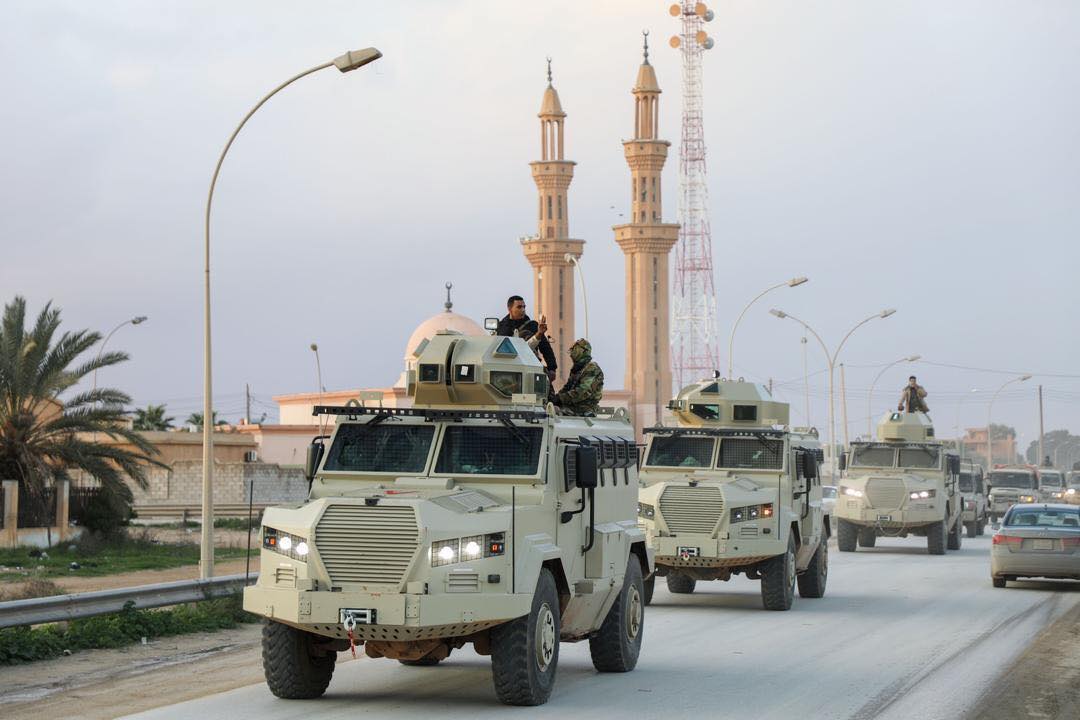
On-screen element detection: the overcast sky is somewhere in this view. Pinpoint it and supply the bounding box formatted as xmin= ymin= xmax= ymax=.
xmin=2 ymin=1 xmax=1078 ymax=450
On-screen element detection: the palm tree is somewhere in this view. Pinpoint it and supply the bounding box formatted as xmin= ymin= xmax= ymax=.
xmin=133 ymin=404 xmax=174 ymax=431
xmin=184 ymin=411 xmax=226 ymax=430
xmin=0 ymin=296 xmax=164 ymax=525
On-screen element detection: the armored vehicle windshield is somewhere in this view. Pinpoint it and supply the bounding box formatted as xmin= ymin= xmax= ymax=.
xmin=1040 ymin=470 xmax=1064 ymax=488
xmin=988 ymin=470 xmax=1037 ymax=490
xmin=850 ymin=444 xmax=896 ymax=467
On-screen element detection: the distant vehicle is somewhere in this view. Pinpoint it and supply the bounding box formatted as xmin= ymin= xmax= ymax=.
xmin=637 ymin=379 xmax=828 ymax=611
xmin=822 ymin=485 xmax=837 ymax=524
xmin=1065 ymin=471 xmax=1080 ymax=506
xmin=958 ymin=460 xmax=988 ymax=538
xmin=990 ymin=503 xmax=1080 ymax=587
xmin=986 ymin=466 xmax=1040 ymax=523
xmin=835 ymin=411 xmax=963 ymax=555
xmin=1038 ymin=469 xmax=1066 ymax=502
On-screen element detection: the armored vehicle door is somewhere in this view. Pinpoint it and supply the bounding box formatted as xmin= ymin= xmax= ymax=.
xmin=794 ymin=448 xmax=824 ymax=562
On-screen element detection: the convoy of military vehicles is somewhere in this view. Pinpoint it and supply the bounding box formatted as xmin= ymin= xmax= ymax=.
xmin=244 ymin=327 xmax=1063 ymax=705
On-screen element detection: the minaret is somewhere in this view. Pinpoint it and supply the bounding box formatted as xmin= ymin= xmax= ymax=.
xmin=614 ymin=34 xmax=680 ymax=434
xmin=522 ymin=59 xmax=584 ymax=387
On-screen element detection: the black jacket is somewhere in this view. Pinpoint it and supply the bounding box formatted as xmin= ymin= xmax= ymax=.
xmin=496 ymin=314 xmax=557 ymax=373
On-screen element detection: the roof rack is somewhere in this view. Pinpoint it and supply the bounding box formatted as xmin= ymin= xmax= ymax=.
xmin=312 ymin=405 xmax=548 ymax=422
xmin=642 ymin=426 xmax=786 ymax=438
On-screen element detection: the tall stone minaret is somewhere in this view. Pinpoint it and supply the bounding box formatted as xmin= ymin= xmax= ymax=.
xmin=522 ymin=59 xmax=583 ymax=387
xmin=614 ymin=34 xmax=680 ymax=434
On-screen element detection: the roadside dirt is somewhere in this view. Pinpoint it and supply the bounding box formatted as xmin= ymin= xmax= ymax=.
xmin=0 ymin=623 xmax=360 ymax=719
xmin=1 ymin=556 xmax=261 ymax=597
xmin=967 ymin=601 xmax=1080 ymax=720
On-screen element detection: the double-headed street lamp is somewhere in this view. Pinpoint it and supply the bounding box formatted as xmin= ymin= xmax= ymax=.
xmin=201 ymin=47 xmax=382 ymax=579
xmin=769 ymin=308 xmax=896 ymax=481
xmin=727 ymin=277 xmax=808 ymax=380
xmin=866 ymin=354 xmax=921 ymax=436
xmin=92 ymin=315 xmax=148 ymax=394
xmin=985 ymin=374 xmax=1032 ymax=468
xmin=564 ymin=253 xmax=589 ymax=340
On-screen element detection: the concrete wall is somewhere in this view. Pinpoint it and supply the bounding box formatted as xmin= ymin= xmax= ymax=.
xmin=130 ymin=460 xmax=308 ymax=509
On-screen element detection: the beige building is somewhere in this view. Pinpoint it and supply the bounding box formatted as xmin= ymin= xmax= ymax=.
xmin=614 ymin=37 xmax=680 ymax=433
xmin=520 ymin=60 xmax=584 ymax=387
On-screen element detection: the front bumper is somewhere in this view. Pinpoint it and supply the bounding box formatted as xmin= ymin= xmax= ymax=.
xmin=244 ymin=584 xmax=531 ymax=640
xmin=835 ymin=500 xmax=943 ymax=528
xmin=650 ymin=532 xmax=781 ymax=569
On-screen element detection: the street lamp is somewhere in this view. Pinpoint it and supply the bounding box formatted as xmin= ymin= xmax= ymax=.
xmin=92 ymin=315 xmax=148 ymax=394
xmin=201 ymin=46 xmax=382 ymax=579
xmin=866 ymin=354 xmax=921 ymax=436
xmin=985 ymin=374 xmax=1032 ymax=468
xmin=564 ymin=253 xmax=589 ymax=339
xmin=770 ymin=308 xmax=896 ymax=481
xmin=727 ymin=277 xmax=807 ymax=379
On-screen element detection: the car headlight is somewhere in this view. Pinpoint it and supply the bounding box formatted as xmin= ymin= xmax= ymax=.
xmin=638 ymin=502 xmax=656 ymax=519
xmin=263 ymin=527 xmax=309 ymax=560
xmin=1067 ymin=488 xmax=1076 ymax=495
xmin=431 ymin=533 xmax=505 ymax=568
xmin=1053 ymin=492 xmax=1065 ymax=499
xmin=909 ymin=489 xmax=936 ymax=500
xmin=841 ymin=486 xmax=864 ymax=498
xmin=1019 ymin=495 xmax=1035 ymax=503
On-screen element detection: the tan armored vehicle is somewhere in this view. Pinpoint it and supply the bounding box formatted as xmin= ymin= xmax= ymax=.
xmin=836 ymin=412 xmax=963 ymax=554
xmin=244 ymin=333 xmax=650 ymax=706
xmin=637 ymin=379 xmax=828 ymax=611
xmin=1038 ymin=468 xmax=1066 ymax=503
xmin=958 ymin=459 xmax=988 ymax=538
xmin=986 ymin=465 xmax=1040 ymax=522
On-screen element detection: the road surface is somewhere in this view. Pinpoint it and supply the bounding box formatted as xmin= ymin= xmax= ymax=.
xmin=126 ymin=534 xmax=1080 ymax=720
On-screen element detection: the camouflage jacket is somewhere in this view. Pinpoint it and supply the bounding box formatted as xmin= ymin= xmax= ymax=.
xmin=556 ymin=360 xmax=604 ymax=416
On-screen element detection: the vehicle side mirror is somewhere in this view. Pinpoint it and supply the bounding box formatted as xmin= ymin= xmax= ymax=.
xmin=838 ymin=452 xmax=847 ymax=472
xmin=574 ymin=446 xmax=599 ymax=489
xmin=804 ymin=454 xmax=818 ymax=481
xmin=305 ymin=441 xmax=325 ymax=483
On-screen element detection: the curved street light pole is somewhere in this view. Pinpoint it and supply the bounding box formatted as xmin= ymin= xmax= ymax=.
xmin=867 ymin=354 xmax=921 ymax=437
xmin=564 ymin=253 xmax=588 ymax=340
xmin=92 ymin=316 xmax=148 ymax=395
xmin=727 ymin=277 xmax=807 ymax=379
xmin=202 ymin=47 xmax=382 ymax=579
xmin=985 ymin=374 xmax=1032 ymax=468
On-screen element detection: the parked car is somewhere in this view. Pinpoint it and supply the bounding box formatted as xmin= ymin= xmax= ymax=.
xmin=990 ymin=503 xmax=1080 ymax=587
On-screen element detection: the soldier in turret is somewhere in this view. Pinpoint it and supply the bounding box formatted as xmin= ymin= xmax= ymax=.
xmin=554 ymin=338 xmax=604 ymax=416
xmin=898 ymin=375 xmax=930 ymax=414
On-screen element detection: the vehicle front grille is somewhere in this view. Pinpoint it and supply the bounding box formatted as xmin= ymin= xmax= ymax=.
xmin=866 ymin=478 xmax=907 ymax=509
xmin=659 ymin=486 xmax=724 ymax=535
xmin=315 ymin=504 xmax=420 ymax=588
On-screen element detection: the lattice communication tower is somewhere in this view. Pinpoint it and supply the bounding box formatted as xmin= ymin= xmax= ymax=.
xmin=668 ymin=1 xmax=718 ymax=388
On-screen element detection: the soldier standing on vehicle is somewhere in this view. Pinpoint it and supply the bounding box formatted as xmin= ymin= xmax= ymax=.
xmin=497 ymin=295 xmax=557 ymax=381
xmin=554 ymin=338 xmax=604 ymax=416
xmin=898 ymin=376 xmax=929 ymax=413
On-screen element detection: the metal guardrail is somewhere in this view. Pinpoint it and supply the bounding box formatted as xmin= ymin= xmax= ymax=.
xmin=0 ymin=573 xmax=258 ymax=629
xmin=133 ymin=503 xmax=272 ymax=520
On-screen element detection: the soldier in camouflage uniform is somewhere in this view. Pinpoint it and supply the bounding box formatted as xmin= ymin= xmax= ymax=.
xmin=554 ymin=338 xmax=604 ymax=416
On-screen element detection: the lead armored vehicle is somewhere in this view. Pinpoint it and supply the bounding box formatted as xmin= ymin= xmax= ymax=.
xmin=244 ymin=332 xmax=649 ymax=706
xmin=637 ymin=379 xmax=828 ymax=611
xmin=836 ymin=412 xmax=963 ymax=554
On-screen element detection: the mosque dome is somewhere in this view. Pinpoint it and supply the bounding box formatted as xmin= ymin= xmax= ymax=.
xmin=403 ymin=283 xmax=486 ymax=363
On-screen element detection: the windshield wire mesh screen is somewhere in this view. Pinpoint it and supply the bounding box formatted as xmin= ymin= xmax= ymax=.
xmin=718 ymin=438 xmax=784 ymax=469
xmin=323 ymin=424 xmax=434 ymax=473
xmin=899 ymin=448 xmax=940 ymax=469
xmin=646 ymin=436 xmax=714 ymax=468
xmin=436 ymin=426 xmax=543 ymax=475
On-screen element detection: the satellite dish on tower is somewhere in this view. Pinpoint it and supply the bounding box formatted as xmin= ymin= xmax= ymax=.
xmin=705 ymin=9 xmax=715 ymax=21
xmin=703 ymin=37 xmax=715 ymax=50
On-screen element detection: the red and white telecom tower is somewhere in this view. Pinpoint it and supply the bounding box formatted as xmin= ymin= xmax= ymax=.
xmin=668 ymin=1 xmax=718 ymax=388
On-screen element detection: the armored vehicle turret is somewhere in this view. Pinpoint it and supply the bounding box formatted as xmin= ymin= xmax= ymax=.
xmin=244 ymin=332 xmax=650 ymax=706
xmin=835 ymin=411 xmax=963 ymax=554
xmin=637 ymin=379 xmax=829 ymax=611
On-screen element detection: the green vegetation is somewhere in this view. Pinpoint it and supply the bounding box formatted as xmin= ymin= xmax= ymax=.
xmin=132 ymin=403 xmax=175 ymax=431
xmin=0 ymin=594 xmax=257 ymax=664
xmin=0 ymin=533 xmax=255 ymax=582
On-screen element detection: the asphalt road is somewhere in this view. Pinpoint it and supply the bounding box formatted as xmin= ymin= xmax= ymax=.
xmin=127 ymin=534 xmax=1080 ymax=720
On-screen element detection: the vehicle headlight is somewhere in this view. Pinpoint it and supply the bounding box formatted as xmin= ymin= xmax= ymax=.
xmin=431 ymin=533 xmax=505 ymax=568
xmin=1053 ymin=492 xmax=1065 ymax=499
xmin=909 ymin=489 xmax=936 ymax=500
xmin=462 ymin=536 xmax=483 ymax=560
xmin=431 ymin=538 xmax=459 ymax=567
xmin=638 ymin=502 xmax=656 ymax=519
xmin=841 ymin=486 xmax=864 ymax=498
xmin=1068 ymin=488 xmax=1076 ymax=495
xmin=988 ymin=494 xmax=994 ymax=502
xmin=262 ymin=527 xmax=309 ymax=561
xmin=1019 ymin=495 xmax=1035 ymax=503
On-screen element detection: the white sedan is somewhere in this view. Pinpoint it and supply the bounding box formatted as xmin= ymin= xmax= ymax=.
xmin=990 ymin=503 xmax=1080 ymax=587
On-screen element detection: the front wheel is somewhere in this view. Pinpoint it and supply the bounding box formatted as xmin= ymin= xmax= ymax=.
xmin=490 ymin=568 xmax=560 ymax=706
xmin=643 ymin=574 xmax=655 ymax=606
xmin=261 ymin=621 xmax=336 ymax=699
xmin=992 ymin=576 xmax=1007 ymax=588
xmin=666 ymin=573 xmax=696 ymax=594
xmin=977 ymin=518 xmax=986 ymax=536
xmin=927 ymin=519 xmax=946 ymax=555
xmin=797 ymin=538 xmax=828 ymax=599
xmin=965 ymin=521 xmax=977 ymax=539
xmin=761 ymin=535 xmax=797 ymax=611
xmin=589 ymin=557 xmax=645 ymax=672
xmin=947 ymin=517 xmax=963 ymax=550
xmin=837 ymin=519 xmax=857 ymax=552
xmin=857 ymin=528 xmax=877 ymax=548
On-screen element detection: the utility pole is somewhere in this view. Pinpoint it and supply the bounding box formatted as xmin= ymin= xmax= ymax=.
xmin=245 ymin=383 xmax=252 ymax=426
xmin=801 ymin=337 xmax=810 ymax=428
xmin=1038 ymin=384 xmax=1045 ymax=466
xmin=839 ymin=363 xmax=850 ymax=447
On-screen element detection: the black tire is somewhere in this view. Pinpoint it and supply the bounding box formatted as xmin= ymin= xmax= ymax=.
xmin=966 ymin=521 xmax=977 ymax=539
xmin=490 ymin=568 xmax=560 ymax=706
xmin=947 ymin=517 xmax=962 ymax=550
xmin=399 ymin=656 xmax=442 ymax=666
xmin=977 ymin=518 xmax=986 ymax=536
xmin=992 ymin=576 xmax=1007 ymax=588
xmin=761 ymin=535 xmax=797 ymax=611
xmin=797 ymin=538 xmax=828 ymax=599
xmin=837 ymin=519 xmax=857 ymax=552
xmin=666 ymin=573 xmax=696 ymax=594
xmin=927 ymin=519 xmax=946 ymax=555
xmin=857 ymin=528 xmax=877 ymax=548
xmin=589 ymin=557 xmax=645 ymax=673
xmin=643 ymin=574 xmax=655 ymax=606
xmin=261 ymin=621 xmax=336 ymax=699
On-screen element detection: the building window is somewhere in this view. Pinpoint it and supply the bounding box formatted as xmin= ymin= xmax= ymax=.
xmin=652 ymin=257 xmax=658 ymax=310
xmin=651 ymin=176 xmax=656 ymax=202
xmin=557 ymin=195 xmax=562 ymax=220
xmin=547 ymin=195 xmax=552 ymax=220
